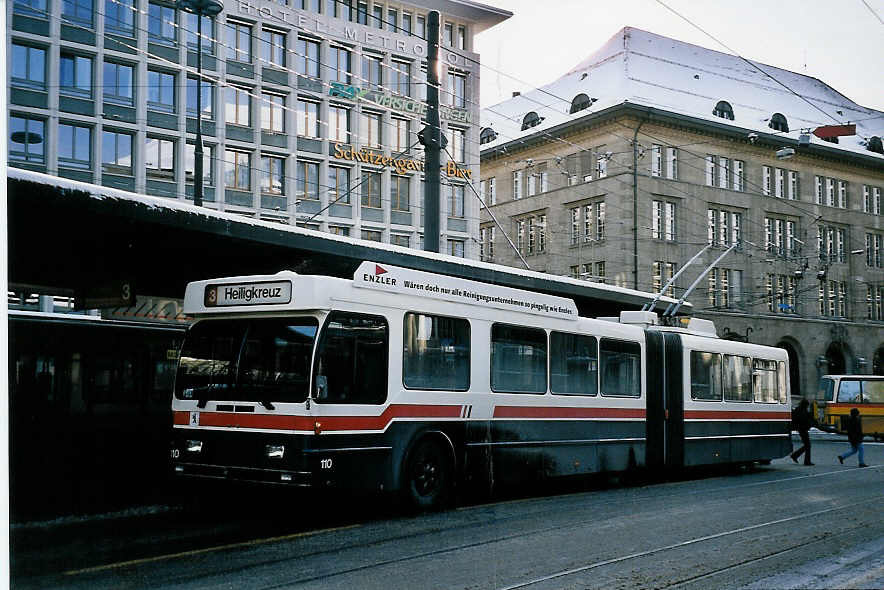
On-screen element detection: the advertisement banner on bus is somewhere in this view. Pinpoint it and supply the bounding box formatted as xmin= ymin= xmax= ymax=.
xmin=353 ymin=261 xmax=578 ymax=320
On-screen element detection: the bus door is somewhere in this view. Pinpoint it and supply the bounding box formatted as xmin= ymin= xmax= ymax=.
xmin=644 ymin=332 xmax=684 ymax=470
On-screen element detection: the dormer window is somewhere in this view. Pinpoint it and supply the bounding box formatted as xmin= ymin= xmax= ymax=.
xmin=479 ymin=127 xmax=498 ymax=145
xmin=868 ymin=136 xmax=883 ymax=154
xmin=821 ymin=136 xmax=839 ymax=144
xmin=569 ymin=93 xmax=593 ymax=114
xmin=521 ymin=111 xmax=543 ymax=131
xmin=713 ymin=100 xmax=734 ymax=121
xmin=769 ymin=113 xmax=789 ymax=133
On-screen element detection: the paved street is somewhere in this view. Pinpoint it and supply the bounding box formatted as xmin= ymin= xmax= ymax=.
xmin=10 ymin=435 xmax=884 ymax=589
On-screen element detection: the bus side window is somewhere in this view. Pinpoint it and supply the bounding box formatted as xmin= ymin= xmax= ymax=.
xmin=314 ymin=312 xmax=388 ymax=404
xmin=837 ymin=380 xmax=861 ymax=403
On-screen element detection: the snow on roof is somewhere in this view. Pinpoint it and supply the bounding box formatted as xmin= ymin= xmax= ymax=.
xmin=7 ymin=167 xmax=684 ymax=308
xmin=480 ymin=27 xmax=884 ymax=159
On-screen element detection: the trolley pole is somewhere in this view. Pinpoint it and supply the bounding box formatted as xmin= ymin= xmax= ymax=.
xmin=420 ymin=10 xmax=445 ymax=253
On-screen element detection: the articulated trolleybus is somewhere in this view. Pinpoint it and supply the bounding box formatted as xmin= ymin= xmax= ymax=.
xmin=170 ymin=262 xmax=791 ymax=509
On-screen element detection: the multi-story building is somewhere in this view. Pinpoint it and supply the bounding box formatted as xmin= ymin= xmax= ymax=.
xmin=7 ymin=0 xmax=510 ymax=258
xmin=479 ymin=27 xmax=884 ymax=396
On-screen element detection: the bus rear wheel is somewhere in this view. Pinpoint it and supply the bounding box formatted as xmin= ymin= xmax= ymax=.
xmin=404 ymin=438 xmax=452 ymax=511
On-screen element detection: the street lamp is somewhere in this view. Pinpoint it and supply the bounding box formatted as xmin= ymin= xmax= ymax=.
xmin=177 ymin=0 xmax=223 ymax=207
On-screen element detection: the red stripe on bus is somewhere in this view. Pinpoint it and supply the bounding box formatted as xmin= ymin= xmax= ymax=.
xmin=684 ymin=410 xmax=791 ymax=420
xmin=493 ymin=406 xmax=646 ymax=419
xmin=173 ymin=404 xmax=463 ymax=432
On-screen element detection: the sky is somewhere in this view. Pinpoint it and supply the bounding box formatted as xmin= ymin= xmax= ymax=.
xmin=474 ymin=0 xmax=884 ymax=112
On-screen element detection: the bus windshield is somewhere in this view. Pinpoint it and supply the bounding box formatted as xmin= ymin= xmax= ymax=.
xmin=175 ymin=317 xmax=318 ymax=404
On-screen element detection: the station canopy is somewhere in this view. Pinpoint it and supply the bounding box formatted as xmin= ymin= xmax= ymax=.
xmin=7 ymin=169 xmax=689 ymax=317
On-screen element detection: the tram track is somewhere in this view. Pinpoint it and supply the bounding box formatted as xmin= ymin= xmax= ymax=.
xmin=54 ymin=461 xmax=879 ymax=589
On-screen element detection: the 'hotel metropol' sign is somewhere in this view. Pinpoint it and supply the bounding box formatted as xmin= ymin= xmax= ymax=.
xmin=236 ymin=0 xmax=474 ymax=69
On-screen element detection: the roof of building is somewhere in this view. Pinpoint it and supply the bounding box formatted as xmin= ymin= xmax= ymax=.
xmin=409 ymin=0 xmax=512 ymax=33
xmin=480 ymin=27 xmax=884 ymax=160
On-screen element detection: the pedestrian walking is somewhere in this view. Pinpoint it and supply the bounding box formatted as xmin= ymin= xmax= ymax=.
xmin=838 ymin=407 xmax=868 ymax=467
xmin=790 ymin=399 xmax=813 ymax=465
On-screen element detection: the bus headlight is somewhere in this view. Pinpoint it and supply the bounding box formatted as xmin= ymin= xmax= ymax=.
xmin=186 ymin=440 xmax=203 ymax=453
xmin=265 ymin=444 xmax=285 ymax=459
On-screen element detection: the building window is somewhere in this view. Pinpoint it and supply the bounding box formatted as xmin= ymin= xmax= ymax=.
xmin=733 ymin=160 xmax=744 ymax=191
xmin=359 ymin=112 xmax=382 ymax=147
xmin=448 ymin=184 xmax=465 ymax=218
xmin=148 ymin=3 xmax=176 ymax=44
xmin=818 ymin=224 xmax=846 ymax=263
xmin=521 ymin=112 xmax=541 ymax=131
xmin=362 ymin=54 xmax=383 ymax=90
xmin=361 ymin=170 xmax=381 ymax=208
xmin=446 ymin=128 xmax=466 ymax=163
xmin=104 ymin=0 xmax=134 ymax=34
xmin=818 ymin=281 xmax=848 ymax=318
xmin=148 ymin=69 xmax=175 ymax=112
xmin=226 ymin=21 xmax=251 ymax=62
xmin=296 ymin=37 xmax=320 ymax=77
xmin=12 ymin=44 xmax=46 ymax=90
xmin=387 ymin=8 xmax=398 ymax=30
xmin=260 ymin=156 xmax=285 ymax=194
xmin=480 ymin=127 xmax=498 ymax=145
xmin=371 ymin=3 xmax=382 ymax=28
xmin=513 ymin=170 xmax=523 ymax=200
xmin=260 ymin=29 xmax=286 ymax=68
xmin=185 ymin=143 xmax=213 ymax=184
xmin=769 ymin=113 xmax=789 ymax=133
xmin=838 ymin=180 xmax=848 ymax=209
xmin=328 ymin=165 xmax=351 ymax=204
xmin=580 ymin=201 xmax=605 ymax=242
xmin=296 ymin=100 xmax=320 ymax=138
xmin=788 ymin=170 xmax=799 ymax=200
xmin=401 ymin=12 xmax=412 ymax=35
xmin=447 ymin=72 xmax=466 ymax=108
xmin=58 ymin=123 xmax=92 ymax=169
xmin=101 ymin=130 xmax=133 ymax=174
xmin=224 ymin=150 xmax=251 ymax=190
xmin=186 ymin=76 xmax=214 ymax=119
xmin=225 ymin=85 xmax=251 ymax=126
xmin=416 ymin=14 xmax=426 ymax=38
xmin=362 ymin=229 xmax=382 ymax=242
xmin=393 ymin=61 xmax=411 ymax=96
xmin=15 ymin=0 xmax=48 ymax=15
xmin=60 ymin=53 xmax=92 ymax=98
xmin=329 ymin=46 xmax=351 ymax=84
xmin=63 ymin=0 xmax=93 ymax=26
xmin=295 ymin=160 xmax=319 ymax=200
xmin=868 ymin=286 xmax=884 ymax=321
xmin=526 ymin=170 xmax=548 ymax=196
xmin=185 ymin=13 xmax=214 ymax=53
xmin=457 ymin=25 xmax=466 ymax=50
xmin=570 ymin=207 xmax=579 ymax=246
xmin=355 ymin=1 xmax=368 ymax=24
xmin=392 ymin=175 xmax=410 ymax=211
xmin=652 ymin=200 xmax=676 ymax=241
xmin=443 ymin=22 xmax=454 ymax=46
xmin=867 ymin=233 xmax=882 ymax=268
xmin=261 ymin=93 xmax=285 ymax=133
xmin=104 ymin=61 xmax=134 ymax=105
xmin=479 ymin=177 xmax=496 ymax=206
xmin=448 ymin=239 xmax=465 ymax=258
xmin=145 ymin=136 xmax=174 ymax=178
xmin=480 ymin=226 xmax=494 ymax=261
xmin=391 ymin=118 xmax=409 ymax=152
xmin=9 ymin=116 xmax=45 ymax=164
xmin=329 ymin=225 xmax=350 ymax=237
xmin=329 ymin=105 xmax=350 ymax=143
xmin=653 ymin=261 xmax=677 ymax=297
xmin=391 ymin=233 xmax=410 ymax=248
xmin=707 ymin=208 xmax=742 ymax=247
xmin=713 ymin=100 xmax=734 ymax=120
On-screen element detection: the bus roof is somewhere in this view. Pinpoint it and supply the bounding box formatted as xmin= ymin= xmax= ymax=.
xmin=183 ymin=261 xmax=580 ymax=321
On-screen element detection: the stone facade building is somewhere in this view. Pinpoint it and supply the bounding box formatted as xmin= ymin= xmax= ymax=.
xmin=7 ymin=0 xmax=510 ymax=258
xmin=479 ymin=27 xmax=884 ymax=398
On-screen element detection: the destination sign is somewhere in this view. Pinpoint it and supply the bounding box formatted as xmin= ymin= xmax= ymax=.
xmin=353 ymin=262 xmax=578 ymax=320
xmin=205 ymin=280 xmax=292 ymax=307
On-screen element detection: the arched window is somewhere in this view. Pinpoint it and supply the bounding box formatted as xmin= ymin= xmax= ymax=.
xmin=713 ymin=101 xmax=734 ymax=121
xmin=868 ymin=136 xmax=883 ymax=154
xmin=769 ymin=113 xmax=789 ymax=133
xmin=521 ymin=112 xmax=542 ymax=131
xmin=479 ymin=127 xmax=498 ymax=145
xmin=570 ymin=93 xmax=593 ymax=114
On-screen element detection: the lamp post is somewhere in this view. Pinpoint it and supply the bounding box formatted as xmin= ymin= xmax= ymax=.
xmin=177 ymin=0 xmax=223 ymax=207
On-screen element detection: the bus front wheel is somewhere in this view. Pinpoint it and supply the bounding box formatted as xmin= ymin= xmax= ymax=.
xmin=404 ymin=437 xmax=453 ymax=511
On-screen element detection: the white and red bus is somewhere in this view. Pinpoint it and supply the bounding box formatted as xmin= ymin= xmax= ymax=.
xmin=170 ymin=262 xmax=791 ymax=509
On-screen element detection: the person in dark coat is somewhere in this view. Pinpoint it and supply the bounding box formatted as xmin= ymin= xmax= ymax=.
xmin=790 ymin=399 xmax=813 ymax=465
xmin=838 ymin=407 xmax=868 ymax=467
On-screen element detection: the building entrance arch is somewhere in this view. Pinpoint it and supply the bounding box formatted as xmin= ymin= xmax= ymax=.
xmin=825 ymin=341 xmax=851 ymax=375
xmin=777 ymin=339 xmax=802 ymax=398
xmin=874 ymin=344 xmax=884 ymax=375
